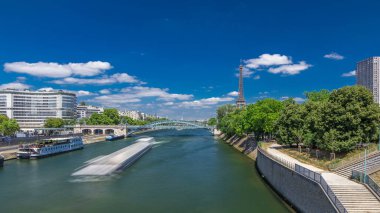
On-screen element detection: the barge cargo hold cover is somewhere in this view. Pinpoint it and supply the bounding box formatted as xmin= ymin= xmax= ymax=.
xmin=72 ymin=137 xmax=153 ymax=176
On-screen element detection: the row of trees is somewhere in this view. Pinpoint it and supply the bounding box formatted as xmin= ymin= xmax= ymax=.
xmin=45 ymin=108 xmax=166 ymax=128
xmin=215 ymin=86 xmax=380 ymax=153
xmin=0 ymin=115 xmax=20 ymax=136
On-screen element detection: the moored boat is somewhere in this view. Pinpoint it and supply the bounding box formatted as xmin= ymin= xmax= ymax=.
xmin=17 ymin=136 xmax=84 ymax=159
xmin=105 ymin=134 xmax=125 ymax=141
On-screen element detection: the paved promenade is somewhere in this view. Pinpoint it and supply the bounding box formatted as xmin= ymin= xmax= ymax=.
xmin=266 ymin=144 xmax=380 ymax=213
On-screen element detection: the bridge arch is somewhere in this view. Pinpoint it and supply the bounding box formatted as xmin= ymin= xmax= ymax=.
xmin=94 ymin=129 xmax=104 ymax=135
xmin=105 ymin=129 xmax=115 ymax=135
xmin=82 ymin=129 xmax=92 ymax=135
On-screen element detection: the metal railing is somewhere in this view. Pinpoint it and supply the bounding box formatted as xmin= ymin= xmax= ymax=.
xmin=257 ymin=146 xmax=295 ymax=170
xmin=329 ymin=146 xmax=378 ymax=170
xmin=295 ymin=164 xmax=347 ymax=213
xmin=352 ymin=170 xmax=380 ymax=198
xmin=257 ymin=147 xmax=347 ymax=213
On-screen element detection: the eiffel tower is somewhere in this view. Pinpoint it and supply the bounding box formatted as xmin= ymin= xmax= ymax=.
xmin=236 ymin=64 xmax=246 ymax=108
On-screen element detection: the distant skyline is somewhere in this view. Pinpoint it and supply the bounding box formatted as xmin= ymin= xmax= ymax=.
xmin=1 ymin=0 xmax=378 ymax=119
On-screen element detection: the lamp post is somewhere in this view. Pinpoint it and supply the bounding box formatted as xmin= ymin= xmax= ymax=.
xmin=378 ymin=126 xmax=380 ymax=151
xmin=364 ymin=148 xmax=367 ymax=184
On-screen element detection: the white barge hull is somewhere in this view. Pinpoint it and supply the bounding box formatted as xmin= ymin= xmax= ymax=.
xmin=72 ymin=138 xmax=153 ymax=176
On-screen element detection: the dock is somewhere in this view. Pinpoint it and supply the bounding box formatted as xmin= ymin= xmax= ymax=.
xmin=72 ymin=138 xmax=153 ymax=176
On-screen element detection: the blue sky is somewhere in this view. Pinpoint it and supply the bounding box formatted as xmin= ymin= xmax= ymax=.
xmin=0 ymin=0 xmax=378 ymax=119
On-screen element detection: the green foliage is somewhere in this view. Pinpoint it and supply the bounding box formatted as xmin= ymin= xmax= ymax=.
xmin=0 ymin=114 xmax=9 ymax=124
xmin=216 ymin=99 xmax=283 ymax=138
xmin=0 ymin=119 xmax=20 ymax=136
xmin=217 ymin=86 xmax=380 ymax=154
xmin=120 ymin=116 xmax=148 ymax=125
xmin=305 ymin=89 xmax=330 ymax=102
xmin=79 ymin=101 xmax=86 ymax=106
xmin=276 ymin=86 xmax=380 ymax=153
xmin=87 ymin=113 xmax=113 ymax=125
xmin=208 ymin=118 xmax=217 ymax=126
xmin=44 ymin=118 xmax=65 ymax=128
xmin=103 ymin=109 xmax=120 ymax=125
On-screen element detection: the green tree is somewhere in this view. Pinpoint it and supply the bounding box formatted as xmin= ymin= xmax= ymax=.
xmin=79 ymin=101 xmax=86 ymax=106
xmin=275 ymin=100 xmax=307 ymax=147
xmin=87 ymin=113 xmax=113 ymax=125
xmin=44 ymin=118 xmax=65 ymax=128
xmin=208 ymin=118 xmax=217 ymax=126
xmin=216 ymin=104 xmax=236 ymax=126
xmin=0 ymin=114 xmax=9 ymax=124
xmin=103 ymin=108 xmax=120 ymax=125
xmin=305 ymin=89 xmax=330 ymax=102
xmin=316 ymin=86 xmax=380 ymax=152
xmin=244 ymin=99 xmax=283 ymax=139
xmin=0 ymin=119 xmax=20 ymax=136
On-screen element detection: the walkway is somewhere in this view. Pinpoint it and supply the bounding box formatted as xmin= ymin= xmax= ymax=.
xmin=267 ymin=144 xmax=380 ymax=213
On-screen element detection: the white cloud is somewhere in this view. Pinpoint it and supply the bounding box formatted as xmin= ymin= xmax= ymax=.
xmin=99 ymin=89 xmax=111 ymax=94
xmin=51 ymin=73 xmax=141 ymax=85
xmin=324 ymin=52 xmax=344 ymax=60
xmin=76 ymin=90 xmax=95 ymax=97
xmin=89 ymin=86 xmax=193 ymax=106
xmin=253 ymin=75 xmax=260 ymax=80
xmin=0 ymin=82 xmax=30 ymax=90
xmin=281 ymin=96 xmax=305 ymax=103
xmin=228 ymin=91 xmax=239 ymax=96
xmin=4 ymin=61 xmax=112 ymax=78
xmin=342 ymin=70 xmax=356 ymax=77
xmin=268 ymin=61 xmax=311 ymax=75
xmin=120 ymin=86 xmax=193 ymax=101
xmin=245 ymin=54 xmax=292 ymax=69
xmin=178 ymin=97 xmax=234 ymax=108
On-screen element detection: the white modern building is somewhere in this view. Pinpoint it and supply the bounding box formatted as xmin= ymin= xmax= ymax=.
xmin=77 ymin=105 xmax=104 ymax=119
xmin=357 ymin=57 xmax=380 ymax=103
xmin=118 ymin=110 xmax=158 ymax=120
xmin=0 ymin=89 xmax=77 ymax=129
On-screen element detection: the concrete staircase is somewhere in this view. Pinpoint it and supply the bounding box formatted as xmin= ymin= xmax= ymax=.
xmin=323 ymin=173 xmax=380 ymax=212
xmin=334 ymin=152 xmax=380 ymax=178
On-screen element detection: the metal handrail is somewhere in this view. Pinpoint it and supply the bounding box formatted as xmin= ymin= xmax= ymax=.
xmin=329 ymin=146 xmax=378 ymax=170
xmin=257 ymin=146 xmax=295 ymax=170
xmin=295 ymin=164 xmax=347 ymax=213
xmin=352 ymin=170 xmax=380 ymax=198
xmin=257 ymin=147 xmax=346 ymax=213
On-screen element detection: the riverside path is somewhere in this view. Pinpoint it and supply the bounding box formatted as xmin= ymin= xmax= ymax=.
xmin=266 ymin=144 xmax=380 ymax=213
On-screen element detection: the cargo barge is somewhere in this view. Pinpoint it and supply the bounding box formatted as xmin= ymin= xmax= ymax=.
xmin=72 ymin=137 xmax=153 ymax=177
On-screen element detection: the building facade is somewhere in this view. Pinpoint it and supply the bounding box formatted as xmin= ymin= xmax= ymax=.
xmin=77 ymin=105 xmax=104 ymax=119
xmin=0 ymin=89 xmax=77 ymax=129
xmin=119 ymin=110 xmax=158 ymax=120
xmin=357 ymin=57 xmax=380 ymax=103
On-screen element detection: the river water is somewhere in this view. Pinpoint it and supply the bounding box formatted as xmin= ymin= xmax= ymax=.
xmin=0 ymin=129 xmax=290 ymax=212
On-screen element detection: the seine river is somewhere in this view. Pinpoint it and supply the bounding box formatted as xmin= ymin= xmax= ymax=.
xmin=0 ymin=130 xmax=290 ymax=212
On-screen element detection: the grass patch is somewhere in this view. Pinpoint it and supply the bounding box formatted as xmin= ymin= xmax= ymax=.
xmin=370 ymin=171 xmax=380 ymax=184
xmin=258 ymin=141 xmax=273 ymax=150
xmin=277 ymin=143 xmax=378 ymax=171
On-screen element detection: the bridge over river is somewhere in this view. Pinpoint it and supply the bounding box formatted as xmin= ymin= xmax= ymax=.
xmin=69 ymin=120 xmax=214 ymax=136
xmin=127 ymin=120 xmax=214 ymax=135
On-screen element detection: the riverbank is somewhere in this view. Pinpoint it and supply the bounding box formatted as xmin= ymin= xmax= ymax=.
xmin=217 ymin=133 xmax=258 ymax=160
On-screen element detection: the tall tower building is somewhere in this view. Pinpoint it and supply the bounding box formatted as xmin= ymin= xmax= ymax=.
xmin=236 ymin=64 xmax=246 ymax=108
xmin=357 ymin=57 xmax=380 ymax=103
